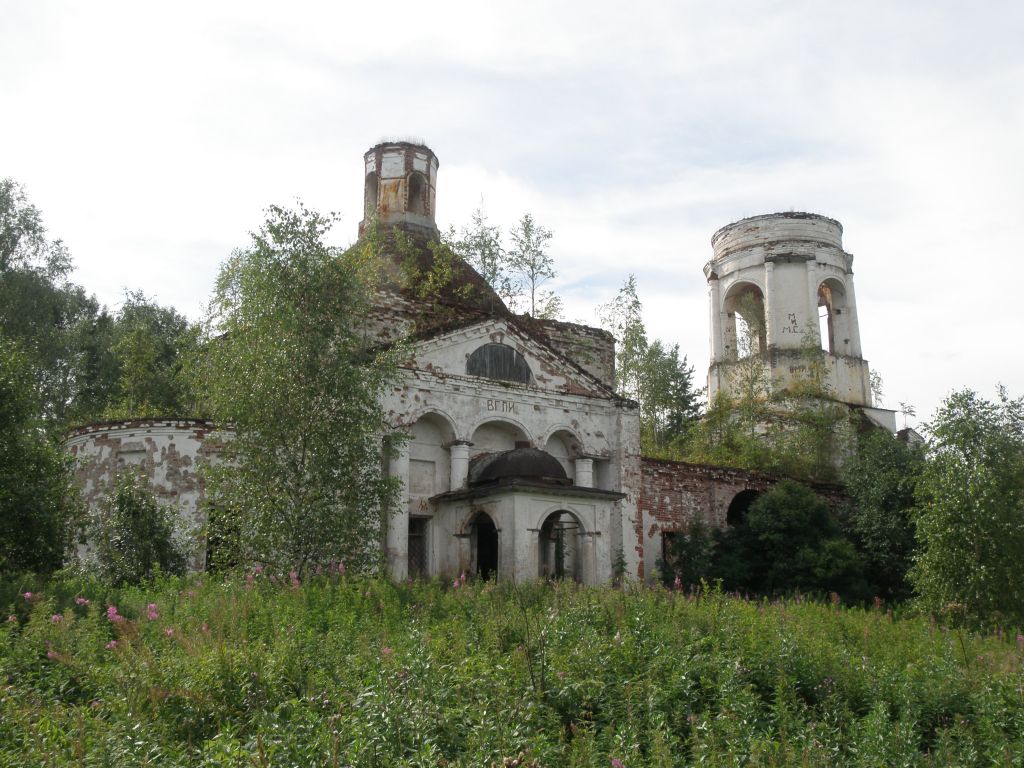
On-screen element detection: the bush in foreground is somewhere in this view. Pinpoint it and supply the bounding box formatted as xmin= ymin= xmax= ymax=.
xmin=2 ymin=574 xmax=1023 ymax=766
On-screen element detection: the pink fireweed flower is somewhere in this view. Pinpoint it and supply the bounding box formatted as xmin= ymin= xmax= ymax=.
xmin=22 ymin=592 xmax=32 ymax=601
xmin=147 ymin=603 xmax=159 ymax=621
xmin=105 ymin=640 xmax=118 ymax=650
xmin=164 ymin=627 xmax=174 ymax=637
xmin=106 ymin=605 xmax=124 ymax=623
xmin=460 ymin=571 xmax=467 ymax=585
xmin=75 ymin=596 xmax=90 ymax=606
xmin=254 ymin=565 xmax=264 ymax=575
xmin=673 ymin=575 xmax=682 ymax=590
xmin=611 ymin=759 xmax=625 ymax=768
xmin=246 ymin=573 xmax=255 ymax=589
xmin=46 ymin=650 xmax=59 ymax=661
xmin=452 ymin=578 xmax=460 ymax=589
xmin=50 ymin=614 xmax=62 ymax=624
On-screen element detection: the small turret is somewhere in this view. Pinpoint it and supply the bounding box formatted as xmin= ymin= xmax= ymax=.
xmin=359 ymin=141 xmax=439 ymax=239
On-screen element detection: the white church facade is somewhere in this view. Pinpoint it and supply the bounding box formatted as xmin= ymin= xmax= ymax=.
xmin=66 ymin=141 xmax=896 ymax=584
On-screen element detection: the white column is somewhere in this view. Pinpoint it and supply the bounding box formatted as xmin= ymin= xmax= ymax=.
xmin=449 ymin=441 xmax=471 ymax=490
xmin=806 ymin=261 xmax=820 ymax=346
xmin=709 ymin=277 xmax=724 ymax=362
xmin=764 ymin=262 xmax=776 ymax=349
xmin=574 ymin=457 xmax=594 ymax=488
xmin=844 ymin=275 xmax=864 ymax=358
xmin=386 ymin=438 xmax=410 ymax=581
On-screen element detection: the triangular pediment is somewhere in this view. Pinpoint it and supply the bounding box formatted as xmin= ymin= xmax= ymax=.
xmin=406 ymin=317 xmax=618 ymax=399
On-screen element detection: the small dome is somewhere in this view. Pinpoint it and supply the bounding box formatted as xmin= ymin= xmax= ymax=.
xmin=469 ymin=448 xmax=568 ymax=485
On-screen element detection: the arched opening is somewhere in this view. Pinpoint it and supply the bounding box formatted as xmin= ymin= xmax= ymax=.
xmin=727 ymin=489 xmax=760 ymax=527
xmin=470 ymin=420 xmax=529 ymax=459
xmin=723 ymin=283 xmax=767 ymax=360
xmin=539 ymin=510 xmax=583 ymax=581
xmin=544 ymin=431 xmax=580 ymax=482
xmin=471 ymin=512 xmax=499 ymax=579
xmin=364 ymin=172 xmax=379 ymax=219
xmin=817 ymin=279 xmax=848 ymax=355
xmin=466 ymin=343 xmax=533 ymax=384
xmin=409 ymin=413 xmax=454 ymax=499
xmin=407 ymin=171 xmax=427 ymax=215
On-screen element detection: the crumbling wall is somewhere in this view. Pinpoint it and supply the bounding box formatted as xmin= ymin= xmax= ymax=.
xmin=64 ymin=419 xmax=222 ymax=571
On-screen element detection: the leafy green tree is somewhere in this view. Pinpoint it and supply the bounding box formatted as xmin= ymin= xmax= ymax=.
xmin=450 ymin=206 xmax=518 ymax=308
xmin=87 ymin=469 xmax=187 ymax=585
xmin=843 ymin=428 xmax=924 ymax=601
xmin=0 ymin=179 xmax=104 ymax=431
xmin=658 ymin=518 xmax=714 ymax=588
xmin=100 ymin=291 xmax=201 ymax=420
xmin=911 ymin=387 xmax=1024 ymax=627
xmin=712 ymin=480 xmax=865 ymax=599
xmin=600 ymin=276 xmax=702 ymax=456
xmin=200 ymin=203 xmax=401 ymax=573
xmin=0 ymin=335 xmax=81 ymax=573
xmin=507 ymin=213 xmax=560 ymax=318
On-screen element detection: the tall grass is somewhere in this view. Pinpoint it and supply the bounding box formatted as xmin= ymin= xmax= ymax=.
xmin=2 ymin=572 xmax=1023 ymax=766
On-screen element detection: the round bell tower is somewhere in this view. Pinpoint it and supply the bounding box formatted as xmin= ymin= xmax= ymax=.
xmin=704 ymin=212 xmax=875 ymax=408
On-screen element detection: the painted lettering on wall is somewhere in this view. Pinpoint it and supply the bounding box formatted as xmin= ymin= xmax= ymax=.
xmin=780 ymin=312 xmax=800 ymax=334
xmin=487 ymin=399 xmax=516 ymax=414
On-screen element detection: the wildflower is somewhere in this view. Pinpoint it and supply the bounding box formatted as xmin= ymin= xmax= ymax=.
xmin=245 ymin=572 xmax=255 ymax=589
xmin=452 ymin=578 xmax=460 ymax=589
xmin=673 ymin=574 xmax=682 ymax=591
xmin=7 ymin=615 xmax=17 ymax=623
xmin=873 ymin=596 xmax=884 ymax=610
xmin=106 ymin=605 xmax=124 ymax=623
xmin=105 ymin=640 xmax=118 ymax=650
xmin=46 ymin=650 xmax=59 ymax=661
xmin=611 ymin=759 xmax=625 ymax=768
xmin=381 ymin=646 xmax=393 ymax=657
xmin=50 ymin=614 xmax=62 ymax=624
xmin=254 ymin=564 xmax=264 ymax=575
xmin=164 ymin=627 xmax=174 ymax=637
xmin=75 ymin=596 xmax=90 ymax=607
xmin=147 ymin=603 xmax=159 ymax=621
xmin=460 ymin=571 xmax=467 ymax=585
xmin=22 ymin=592 xmax=32 ymax=601
xmin=337 ymin=561 xmax=346 ymax=575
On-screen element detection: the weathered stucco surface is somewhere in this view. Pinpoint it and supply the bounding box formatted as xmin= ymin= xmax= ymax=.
xmin=65 ymin=419 xmax=221 ymax=571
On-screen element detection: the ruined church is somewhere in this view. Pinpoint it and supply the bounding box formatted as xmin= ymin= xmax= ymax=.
xmin=66 ymin=141 xmax=897 ymax=583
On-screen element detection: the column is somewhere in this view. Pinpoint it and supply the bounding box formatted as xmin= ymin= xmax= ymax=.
xmin=386 ymin=438 xmax=410 ymax=581
xmin=764 ymin=261 xmax=776 ymax=349
xmin=806 ymin=261 xmax=820 ymax=346
xmin=449 ymin=441 xmax=471 ymax=490
xmin=574 ymin=457 xmax=594 ymax=488
xmin=709 ymin=277 xmax=724 ymax=362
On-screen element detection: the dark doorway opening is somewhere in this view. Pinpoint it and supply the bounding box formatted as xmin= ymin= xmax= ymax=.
xmin=727 ymin=489 xmax=760 ymax=526
xmin=473 ymin=513 xmax=499 ymax=580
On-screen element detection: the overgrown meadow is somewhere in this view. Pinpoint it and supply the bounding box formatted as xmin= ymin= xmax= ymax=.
xmin=3 ymin=573 xmax=1024 ymax=766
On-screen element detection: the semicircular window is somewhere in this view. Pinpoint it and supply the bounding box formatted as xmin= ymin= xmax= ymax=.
xmin=467 ymin=343 xmax=533 ymax=384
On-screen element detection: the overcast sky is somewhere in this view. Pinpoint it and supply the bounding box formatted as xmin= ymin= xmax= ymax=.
xmin=3 ymin=1 xmax=1023 ymax=426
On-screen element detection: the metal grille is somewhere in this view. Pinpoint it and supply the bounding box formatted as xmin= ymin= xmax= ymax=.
xmin=408 ymin=518 xmax=428 ymax=578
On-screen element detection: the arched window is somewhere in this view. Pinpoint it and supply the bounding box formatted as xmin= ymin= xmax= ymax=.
xmin=539 ymin=510 xmax=583 ymax=581
xmin=471 ymin=512 xmax=499 ymax=579
xmin=817 ymin=279 xmax=848 ymax=355
xmin=722 ymin=283 xmax=766 ymax=360
xmin=407 ymin=171 xmax=427 ymax=215
xmin=466 ymin=343 xmax=533 ymax=384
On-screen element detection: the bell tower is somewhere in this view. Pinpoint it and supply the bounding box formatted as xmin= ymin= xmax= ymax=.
xmin=704 ymin=212 xmax=882 ymax=412
xmin=359 ymin=141 xmax=439 ymax=240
